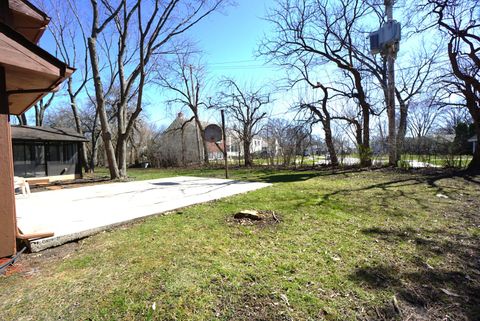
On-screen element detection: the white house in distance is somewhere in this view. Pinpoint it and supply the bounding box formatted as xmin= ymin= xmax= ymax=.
xmin=225 ymin=130 xmax=275 ymax=158
xmin=468 ymin=135 xmax=478 ymax=154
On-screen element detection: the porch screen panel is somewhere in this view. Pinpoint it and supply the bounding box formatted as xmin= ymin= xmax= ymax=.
xmin=47 ymin=142 xmax=78 ymax=176
xmin=33 ymin=143 xmax=46 ymax=177
xmin=12 ymin=142 xmax=47 ymax=177
xmin=13 ymin=143 xmax=26 ymax=177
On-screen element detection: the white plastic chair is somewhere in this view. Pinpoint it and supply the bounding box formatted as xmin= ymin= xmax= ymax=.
xmin=14 ymin=176 xmax=30 ymax=196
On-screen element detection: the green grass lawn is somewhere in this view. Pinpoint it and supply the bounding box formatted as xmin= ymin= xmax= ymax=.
xmin=1 ymin=168 xmax=479 ymax=320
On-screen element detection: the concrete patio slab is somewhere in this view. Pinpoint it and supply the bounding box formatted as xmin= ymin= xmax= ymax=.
xmin=15 ymin=176 xmax=271 ymax=252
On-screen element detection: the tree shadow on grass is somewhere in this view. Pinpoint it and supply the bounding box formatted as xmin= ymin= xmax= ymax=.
xmin=316 ymin=176 xmax=431 ymax=216
xmin=254 ymin=167 xmax=367 ymax=184
xmin=350 ymin=227 xmax=480 ymax=320
xmin=316 ymin=170 xmax=480 ymax=216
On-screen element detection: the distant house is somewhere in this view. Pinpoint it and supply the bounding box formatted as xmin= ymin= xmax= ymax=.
xmin=158 ymin=113 xmax=210 ymax=166
xmin=226 ymin=130 xmax=280 ymax=158
xmin=158 ymin=113 xmax=280 ymax=166
xmin=225 ymin=131 xmax=266 ymax=158
xmin=468 ymin=135 xmax=478 ymax=154
xmin=12 ymin=126 xmax=87 ymax=183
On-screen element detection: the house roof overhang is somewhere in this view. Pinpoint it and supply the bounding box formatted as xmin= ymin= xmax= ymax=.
xmin=12 ymin=126 xmax=88 ymax=142
xmin=3 ymin=0 xmax=50 ymax=44
xmin=0 ymin=21 xmax=75 ymax=115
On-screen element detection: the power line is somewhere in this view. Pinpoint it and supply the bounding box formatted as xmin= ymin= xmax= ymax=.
xmin=206 ymin=59 xmax=261 ymax=65
xmin=208 ymin=65 xmax=277 ymax=70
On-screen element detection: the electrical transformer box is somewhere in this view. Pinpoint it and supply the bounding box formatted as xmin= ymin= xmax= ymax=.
xmin=380 ymin=20 xmax=401 ymax=46
xmin=369 ymin=20 xmax=401 ymax=54
xmin=369 ymin=30 xmax=381 ymax=55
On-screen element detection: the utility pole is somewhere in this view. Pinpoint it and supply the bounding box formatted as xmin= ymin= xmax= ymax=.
xmin=221 ymin=109 xmax=229 ymax=179
xmin=385 ymin=0 xmax=397 ymax=166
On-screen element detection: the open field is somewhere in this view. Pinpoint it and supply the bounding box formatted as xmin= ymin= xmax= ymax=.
xmin=1 ymin=167 xmax=479 ymax=320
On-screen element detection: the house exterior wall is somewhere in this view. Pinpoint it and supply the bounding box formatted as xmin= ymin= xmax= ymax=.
xmin=159 ymin=118 xmax=204 ymax=166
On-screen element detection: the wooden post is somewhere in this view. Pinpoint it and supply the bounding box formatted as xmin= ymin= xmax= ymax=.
xmin=385 ymin=0 xmax=397 ymax=166
xmin=221 ymin=109 xmax=228 ymax=179
xmin=0 ymin=66 xmax=17 ymax=258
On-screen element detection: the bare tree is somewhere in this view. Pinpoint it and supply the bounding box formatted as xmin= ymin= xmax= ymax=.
xmin=34 ymin=94 xmax=55 ymax=126
xmin=43 ymin=105 xmax=77 ymax=128
xmin=156 ymin=47 xmax=210 ymax=164
xmin=264 ymin=118 xmax=304 ymax=166
xmin=216 ymin=79 xmax=270 ymax=167
xmin=263 ymin=51 xmax=340 ymax=166
xmin=46 ymin=0 xmax=91 ymax=171
xmin=261 ymin=0 xmax=441 ymax=167
xmin=331 ymin=101 xmax=366 ymax=156
xmin=143 ymin=123 xmax=166 ymax=167
xmin=408 ymin=99 xmax=442 ymax=138
xmin=425 ymin=0 xmax=480 ymax=169
xmin=88 ymin=0 xmax=123 ymax=179
xmin=264 ymin=118 xmax=287 ymax=165
xmin=80 ymin=102 xmax=102 ymax=171
xmin=394 ymin=52 xmax=437 ymax=160
xmin=88 ymin=0 xmax=228 ymax=179
xmin=439 ymin=106 xmax=472 ymax=134
xmin=260 ymin=0 xmax=375 ymax=166
xmin=292 ymin=60 xmax=340 ymax=166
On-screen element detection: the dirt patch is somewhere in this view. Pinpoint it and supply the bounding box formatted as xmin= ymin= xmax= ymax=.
xmin=1 ymin=242 xmax=83 ymax=279
xmin=216 ymin=292 xmax=291 ymax=321
xmin=0 ymin=258 xmax=23 ymax=276
xmin=228 ymin=210 xmax=281 ymax=227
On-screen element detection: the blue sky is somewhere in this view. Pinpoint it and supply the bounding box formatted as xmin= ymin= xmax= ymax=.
xmin=146 ymin=0 xmax=292 ymax=126
xmin=192 ymin=1 xmax=276 ymax=80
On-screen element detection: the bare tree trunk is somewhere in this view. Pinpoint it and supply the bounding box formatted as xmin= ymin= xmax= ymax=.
xmin=324 ymin=121 xmax=338 ymax=166
xmin=35 ymin=104 xmax=45 ymax=126
xmin=300 ymin=149 xmax=305 ymax=167
xmin=306 ymin=85 xmax=339 ymax=166
xmin=181 ymin=127 xmax=186 ymax=166
xmin=360 ymin=105 xmax=372 ymax=167
xmin=67 ymin=79 xmax=90 ymax=173
xmin=88 ymin=36 xmax=120 ymax=179
xmin=396 ymin=99 xmax=408 ymax=163
xmin=195 ymin=121 xmax=203 ymax=164
xmin=90 ymin=135 xmax=100 ymax=172
xmin=16 ymin=114 xmax=27 ymax=125
xmin=244 ymin=139 xmax=252 ymax=167
xmin=467 ymin=109 xmax=480 ymax=170
xmin=194 ymin=118 xmax=209 ymax=164
xmin=238 ymin=142 xmax=241 ymax=166
xmin=117 ymin=136 xmax=128 ymax=177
